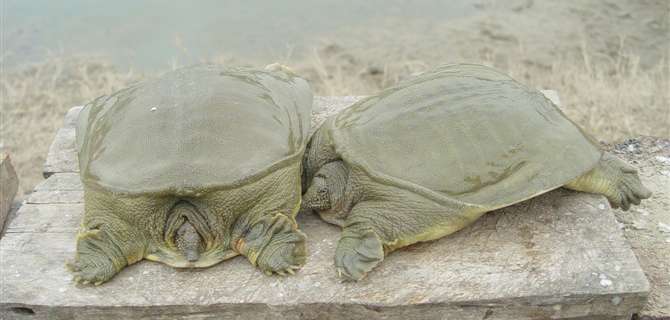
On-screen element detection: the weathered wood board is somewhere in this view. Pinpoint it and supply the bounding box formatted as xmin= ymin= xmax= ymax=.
xmin=0 ymin=152 xmax=19 ymax=235
xmin=1 ymin=94 xmax=650 ymax=320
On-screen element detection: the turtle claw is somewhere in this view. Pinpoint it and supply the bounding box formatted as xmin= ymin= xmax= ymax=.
xmin=69 ymin=258 xmax=116 ymax=286
xmin=260 ymin=264 xmax=304 ymax=277
xmin=262 ymin=264 xmax=304 ymax=277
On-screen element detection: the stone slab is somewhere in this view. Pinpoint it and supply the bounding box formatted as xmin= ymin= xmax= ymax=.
xmin=0 ymin=152 xmax=19 ymax=237
xmin=1 ymin=95 xmax=650 ymax=320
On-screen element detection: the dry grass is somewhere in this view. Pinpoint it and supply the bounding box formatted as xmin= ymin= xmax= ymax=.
xmin=512 ymin=44 xmax=670 ymax=142
xmin=293 ymin=42 xmax=670 ymax=141
xmin=1 ymin=45 xmax=668 ymax=195
xmin=1 ymin=56 xmax=139 ymax=194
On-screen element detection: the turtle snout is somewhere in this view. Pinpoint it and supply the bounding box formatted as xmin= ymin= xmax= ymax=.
xmin=302 ymin=177 xmax=331 ymax=211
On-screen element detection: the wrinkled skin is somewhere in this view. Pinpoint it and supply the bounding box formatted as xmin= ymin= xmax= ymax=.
xmin=69 ymin=163 xmax=306 ymax=285
xmin=69 ymin=64 xmax=311 ymax=285
xmin=301 ymin=64 xmax=652 ymax=281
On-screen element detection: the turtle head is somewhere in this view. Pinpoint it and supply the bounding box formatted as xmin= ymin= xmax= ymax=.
xmin=303 ymin=176 xmax=332 ymax=210
xmin=302 ymin=161 xmax=348 ymax=212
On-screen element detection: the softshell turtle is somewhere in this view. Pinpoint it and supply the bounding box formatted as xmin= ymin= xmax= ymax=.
xmin=69 ymin=64 xmax=312 ymax=285
xmin=302 ymin=64 xmax=652 ymax=281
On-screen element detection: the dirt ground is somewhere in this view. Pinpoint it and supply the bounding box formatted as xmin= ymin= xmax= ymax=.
xmin=296 ymin=0 xmax=669 ymax=139
xmin=606 ymin=137 xmax=670 ymax=319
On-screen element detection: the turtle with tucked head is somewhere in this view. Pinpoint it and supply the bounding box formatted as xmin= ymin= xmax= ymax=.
xmin=69 ymin=64 xmax=312 ymax=285
xmin=302 ymin=64 xmax=652 ymax=281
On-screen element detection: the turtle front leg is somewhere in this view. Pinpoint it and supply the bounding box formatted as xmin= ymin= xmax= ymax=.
xmin=335 ymin=218 xmax=385 ymax=281
xmin=565 ymin=152 xmax=652 ymax=210
xmin=233 ymin=213 xmax=306 ymax=276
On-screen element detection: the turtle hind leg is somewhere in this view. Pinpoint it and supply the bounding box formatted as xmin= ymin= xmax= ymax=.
xmin=233 ymin=213 xmax=306 ymax=276
xmin=565 ymin=152 xmax=652 ymax=210
xmin=67 ymin=227 xmax=133 ymax=286
xmin=68 ymin=201 xmax=147 ymax=285
xmin=69 ymin=219 xmax=148 ymax=285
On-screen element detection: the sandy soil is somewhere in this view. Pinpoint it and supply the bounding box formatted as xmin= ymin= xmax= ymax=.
xmin=327 ymin=0 xmax=669 ymax=68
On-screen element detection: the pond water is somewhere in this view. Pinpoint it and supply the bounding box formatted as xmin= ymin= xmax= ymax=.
xmin=5 ymin=0 xmax=476 ymax=71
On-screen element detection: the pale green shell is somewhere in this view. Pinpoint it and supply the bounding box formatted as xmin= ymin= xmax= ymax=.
xmin=332 ymin=64 xmax=602 ymax=209
xmin=76 ymin=65 xmax=312 ymax=194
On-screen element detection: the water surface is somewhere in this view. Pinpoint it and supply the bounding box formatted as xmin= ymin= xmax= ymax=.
xmin=5 ymin=0 xmax=476 ymax=70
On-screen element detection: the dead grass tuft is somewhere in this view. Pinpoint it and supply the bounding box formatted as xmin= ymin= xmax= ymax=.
xmin=514 ymin=43 xmax=670 ymax=141
xmin=293 ymin=42 xmax=670 ymax=141
xmin=1 ymin=55 xmax=139 ymax=194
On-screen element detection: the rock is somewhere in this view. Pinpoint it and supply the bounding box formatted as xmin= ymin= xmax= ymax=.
xmin=1 ymin=95 xmax=651 ymax=320
xmin=0 ymin=152 xmax=19 ymax=236
xmin=632 ymin=220 xmax=649 ymax=230
xmin=655 ymin=156 xmax=670 ymax=166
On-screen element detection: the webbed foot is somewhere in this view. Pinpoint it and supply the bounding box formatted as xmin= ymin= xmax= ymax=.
xmin=257 ymin=226 xmax=306 ymax=276
xmin=67 ymin=229 xmax=122 ymax=286
xmin=238 ymin=213 xmax=307 ymax=276
xmin=606 ymin=161 xmax=652 ymax=210
xmin=334 ymin=227 xmax=384 ymax=281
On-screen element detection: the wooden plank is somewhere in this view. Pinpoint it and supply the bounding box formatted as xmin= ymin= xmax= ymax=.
xmin=0 ymin=188 xmax=648 ymax=320
xmin=43 ymin=106 xmax=82 ymax=177
xmin=0 ymin=152 xmax=19 ymax=236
